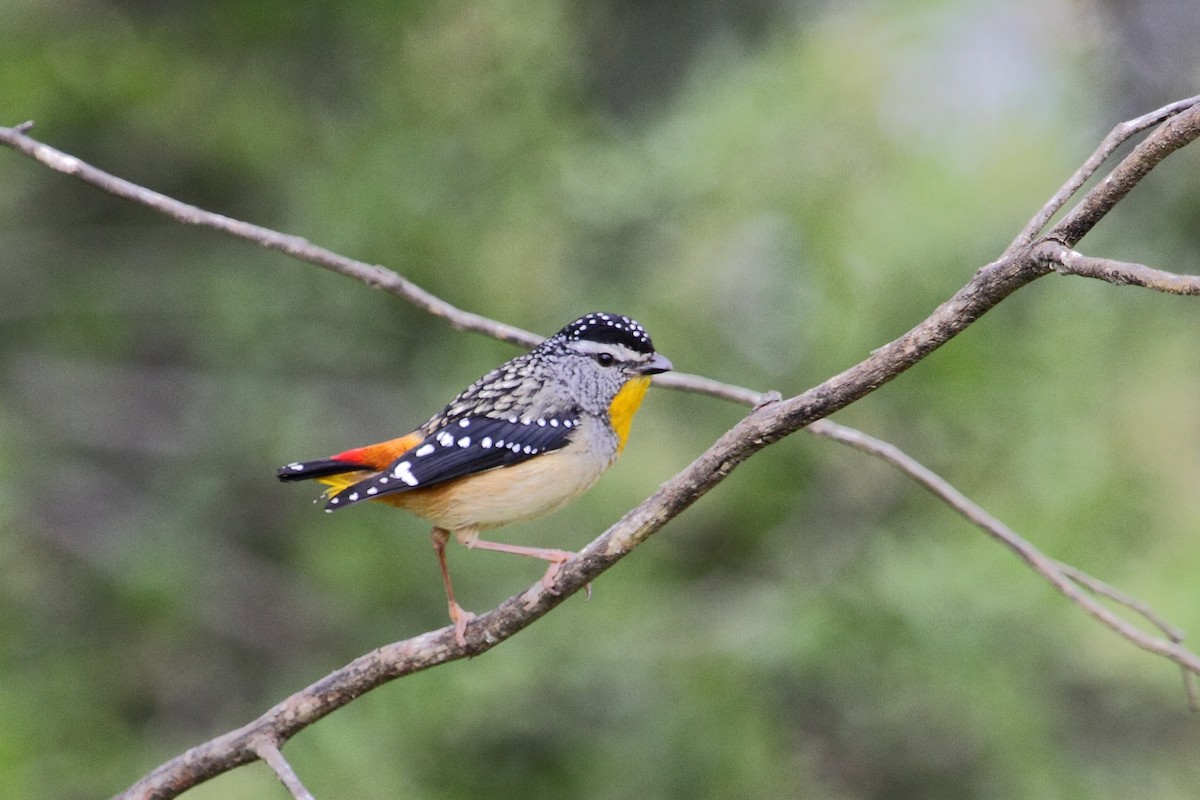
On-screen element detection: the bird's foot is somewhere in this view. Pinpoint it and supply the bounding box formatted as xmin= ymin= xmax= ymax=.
xmin=448 ymin=601 xmax=477 ymax=647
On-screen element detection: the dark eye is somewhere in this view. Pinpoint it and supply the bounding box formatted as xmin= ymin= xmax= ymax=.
xmin=594 ymin=352 xmax=616 ymax=367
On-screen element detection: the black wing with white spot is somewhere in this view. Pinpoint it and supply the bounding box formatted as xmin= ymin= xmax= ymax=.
xmin=324 ymin=414 xmax=580 ymax=511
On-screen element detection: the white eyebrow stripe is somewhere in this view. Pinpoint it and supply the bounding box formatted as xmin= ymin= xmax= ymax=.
xmin=565 ymin=340 xmax=645 ymax=361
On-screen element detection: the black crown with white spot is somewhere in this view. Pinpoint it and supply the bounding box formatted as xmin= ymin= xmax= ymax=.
xmin=556 ymin=312 xmax=655 ymax=354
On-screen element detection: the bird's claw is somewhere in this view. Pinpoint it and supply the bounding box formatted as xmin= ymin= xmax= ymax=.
xmin=540 ymin=560 xmax=566 ymax=595
xmin=449 ymin=602 xmax=477 ymax=647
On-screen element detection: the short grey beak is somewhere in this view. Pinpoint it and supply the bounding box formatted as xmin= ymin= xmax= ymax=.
xmin=635 ymin=353 xmax=673 ymax=375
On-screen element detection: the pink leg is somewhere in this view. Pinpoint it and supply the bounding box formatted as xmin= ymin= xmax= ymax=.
xmin=455 ymin=530 xmax=576 ymax=593
xmin=432 ymin=527 xmax=475 ymax=645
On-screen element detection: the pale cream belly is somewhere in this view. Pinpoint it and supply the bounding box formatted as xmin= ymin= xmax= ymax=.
xmin=389 ymin=448 xmax=610 ymax=532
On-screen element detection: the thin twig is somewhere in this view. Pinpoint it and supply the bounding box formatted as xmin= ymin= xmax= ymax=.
xmin=1054 ymin=561 xmax=1199 ymax=712
xmin=808 ymin=419 xmax=1200 ymax=702
xmin=0 ymin=123 xmax=538 ymax=345
xmin=1049 ymin=101 xmax=1200 ymax=248
xmin=654 ymin=371 xmax=774 ymax=406
xmin=1051 ymin=561 xmax=1185 ymax=642
xmin=253 ymin=737 xmax=316 ymax=800
xmin=0 ymin=122 xmax=757 ymax=407
xmin=1007 ymin=93 xmax=1200 ymax=252
xmin=1036 ymin=243 xmax=1200 ymax=295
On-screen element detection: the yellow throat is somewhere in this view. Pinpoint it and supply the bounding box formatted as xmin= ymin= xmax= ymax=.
xmin=608 ymin=375 xmax=652 ymax=453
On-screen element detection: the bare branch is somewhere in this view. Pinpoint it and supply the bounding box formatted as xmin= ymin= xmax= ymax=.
xmin=808 ymin=420 xmax=1200 ymax=678
xmin=0 ymin=122 xmax=762 ymax=409
xmin=1035 ymin=243 xmax=1200 ymax=295
xmin=253 ymin=737 xmax=315 ymax=800
xmin=1008 ymin=93 xmax=1200 ymax=252
xmin=0 ymin=123 xmax=539 ymax=347
xmin=6 ymin=96 xmax=1200 ymax=798
xmin=1049 ymin=100 xmax=1200 ymax=248
xmin=1052 ymin=561 xmax=1199 ymax=712
xmin=653 ymin=371 xmax=775 ymax=406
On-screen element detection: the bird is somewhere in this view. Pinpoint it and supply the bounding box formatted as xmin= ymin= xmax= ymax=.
xmin=278 ymin=312 xmax=672 ymax=645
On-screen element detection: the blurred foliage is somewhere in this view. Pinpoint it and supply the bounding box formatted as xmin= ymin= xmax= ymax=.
xmin=3 ymin=0 xmax=1200 ymax=798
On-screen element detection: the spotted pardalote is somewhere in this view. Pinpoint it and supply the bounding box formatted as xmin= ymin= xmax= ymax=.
xmin=279 ymin=312 xmax=672 ymax=644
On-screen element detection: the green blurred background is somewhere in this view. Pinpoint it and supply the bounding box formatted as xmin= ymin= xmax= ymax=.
xmin=3 ymin=0 xmax=1200 ymax=797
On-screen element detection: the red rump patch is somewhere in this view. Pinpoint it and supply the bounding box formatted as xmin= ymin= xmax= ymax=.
xmin=331 ymin=431 xmax=425 ymax=471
